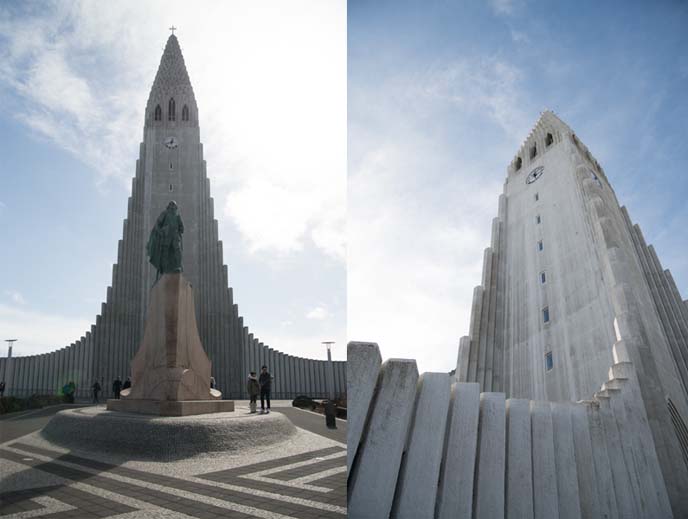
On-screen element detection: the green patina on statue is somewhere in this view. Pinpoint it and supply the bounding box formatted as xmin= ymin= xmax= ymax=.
xmin=147 ymin=201 xmax=184 ymax=281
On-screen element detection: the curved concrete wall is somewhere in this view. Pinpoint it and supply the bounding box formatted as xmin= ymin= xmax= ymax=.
xmin=1 ymin=337 xmax=345 ymax=401
xmin=349 ymin=341 xmax=673 ymax=519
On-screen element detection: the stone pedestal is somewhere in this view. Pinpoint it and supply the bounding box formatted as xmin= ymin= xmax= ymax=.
xmin=106 ymin=398 xmax=235 ymax=416
xmin=107 ymin=273 xmax=232 ymax=416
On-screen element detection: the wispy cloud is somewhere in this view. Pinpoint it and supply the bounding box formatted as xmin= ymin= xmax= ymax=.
xmin=306 ymin=306 xmax=329 ymax=320
xmin=0 ymin=0 xmax=345 ymax=262
xmin=4 ymin=290 xmax=26 ymax=305
xmin=0 ymin=303 xmax=91 ymax=356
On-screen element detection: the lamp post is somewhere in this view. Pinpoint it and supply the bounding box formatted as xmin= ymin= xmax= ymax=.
xmin=4 ymin=339 xmax=17 ymax=396
xmin=322 ymin=341 xmax=335 ymax=400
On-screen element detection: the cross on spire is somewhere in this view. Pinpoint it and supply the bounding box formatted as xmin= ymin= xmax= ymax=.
xmin=169 ymin=26 xmax=177 ymax=35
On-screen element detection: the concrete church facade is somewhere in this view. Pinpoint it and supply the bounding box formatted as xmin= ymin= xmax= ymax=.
xmin=1 ymin=35 xmax=346 ymax=401
xmin=349 ymin=112 xmax=688 ymax=518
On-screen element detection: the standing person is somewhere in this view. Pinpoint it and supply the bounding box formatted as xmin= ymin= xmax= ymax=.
xmin=246 ymin=372 xmax=259 ymax=414
xmin=259 ymin=365 xmax=272 ymax=414
xmin=65 ymin=381 xmax=76 ymax=403
xmin=0 ymin=381 xmax=5 ymax=397
xmin=92 ymin=380 xmax=101 ymax=404
xmin=122 ymin=377 xmax=131 ymax=391
xmin=210 ymin=376 xmax=216 ymax=390
xmin=112 ymin=377 xmax=123 ymax=399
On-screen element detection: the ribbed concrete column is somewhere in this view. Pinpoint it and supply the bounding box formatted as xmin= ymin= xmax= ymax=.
xmin=436 ymin=382 xmax=480 ymax=519
xmin=611 ymin=357 xmax=673 ymax=518
xmin=456 ymin=336 xmax=470 ymax=382
xmin=468 ymin=286 xmax=484 ymax=383
xmin=531 ymin=400 xmax=559 ymax=519
xmin=394 ymin=373 xmax=450 ymax=518
xmin=506 ymin=399 xmax=534 ymax=519
xmin=585 ymin=402 xmax=618 ymax=519
xmin=570 ymin=403 xmax=601 ymax=518
xmin=307 ymin=359 xmax=315 ymax=397
xmin=551 ymin=403 xmax=582 ymax=519
xmin=473 ymin=392 xmax=505 ymax=519
xmin=45 ymin=351 xmax=53 ymax=395
xmin=347 ymin=343 xmax=382 ymax=470
xmin=348 ymin=358 xmax=418 ymax=519
xmin=596 ymin=394 xmax=637 ymax=518
xmin=318 ymin=361 xmax=325 ymax=397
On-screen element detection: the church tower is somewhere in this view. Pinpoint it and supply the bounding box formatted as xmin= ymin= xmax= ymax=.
xmin=456 ymin=110 xmax=688 ymax=513
xmin=0 ymin=34 xmax=346 ymax=403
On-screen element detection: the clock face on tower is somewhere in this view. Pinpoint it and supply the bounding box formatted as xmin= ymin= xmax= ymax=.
xmin=164 ymin=136 xmax=178 ymax=149
xmin=526 ymin=166 xmax=544 ymax=184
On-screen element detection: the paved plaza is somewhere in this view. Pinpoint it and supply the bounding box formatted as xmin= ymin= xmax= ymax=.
xmin=0 ymin=402 xmax=346 ymax=518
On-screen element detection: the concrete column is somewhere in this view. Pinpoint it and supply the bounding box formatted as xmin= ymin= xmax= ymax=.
xmin=240 ymin=332 xmax=247 ymax=397
xmin=318 ymin=360 xmax=326 ymax=397
xmin=45 ymin=351 xmax=53 ymax=395
xmin=506 ymin=399 xmax=534 ymax=519
xmin=570 ymin=403 xmax=602 ymax=519
xmin=473 ymin=392 xmax=505 ymax=519
xmin=530 ymin=400 xmax=560 ymax=519
xmin=348 ymin=358 xmax=419 ymax=519
xmin=296 ymin=358 xmax=304 ymax=395
xmin=551 ymin=402 xmax=582 ymax=519
xmin=476 ymin=249 xmax=494 ymax=390
xmin=309 ymin=359 xmax=316 ymax=396
xmin=456 ymin=336 xmax=471 ymax=382
xmin=394 ymin=373 xmax=451 ymax=518
xmin=6 ymin=356 xmax=16 ymax=396
xmin=26 ymin=356 xmax=34 ymax=395
xmin=467 ymin=286 xmax=485 ymax=383
xmin=611 ymin=359 xmax=673 ymax=518
xmin=585 ymin=402 xmax=619 ymax=519
xmin=436 ymin=382 xmax=480 ymax=519
xmin=284 ymin=354 xmax=291 ymax=398
xmin=347 ymin=343 xmax=382 ymax=466
xmin=596 ymin=393 xmax=637 ymax=518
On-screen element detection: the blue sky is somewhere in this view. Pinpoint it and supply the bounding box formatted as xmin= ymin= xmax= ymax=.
xmin=0 ymin=1 xmax=346 ymax=361
xmin=348 ymin=0 xmax=688 ymax=371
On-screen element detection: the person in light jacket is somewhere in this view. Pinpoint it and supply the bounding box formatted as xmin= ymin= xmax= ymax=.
xmin=246 ymin=372 xmax=260 ymax=414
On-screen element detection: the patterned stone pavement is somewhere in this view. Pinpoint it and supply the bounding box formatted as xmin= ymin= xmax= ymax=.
xmin=0 ymin=403 xmax=346 ymax=518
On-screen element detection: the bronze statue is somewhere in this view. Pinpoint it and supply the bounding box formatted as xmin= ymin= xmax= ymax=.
xmin=147 ymin=201 xmax=184 ymax=281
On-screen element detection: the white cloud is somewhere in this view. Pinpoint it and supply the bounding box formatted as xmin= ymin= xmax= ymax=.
xmin=4 ymin=290 xmax=26 ymax=305
xmin=421 ymin=57 xmax=530 ymax=142
xmin=347 ymin=56 xmax=530 ymax=373
xmin=511 ymin=30 xmax=529 ymax=44
xmin=489 ymin=0 xmax=519 ymax=16
xmin=0 ymin=304 xmax=91 ymax=356
xmin=306 ymin=306 xmax=329 ymax=320
xmin=0 ymin=0 xmax=345 ymax=261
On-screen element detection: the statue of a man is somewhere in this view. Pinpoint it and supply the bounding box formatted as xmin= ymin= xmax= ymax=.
xmin=147 ymin=201 xmax=184 ymax=280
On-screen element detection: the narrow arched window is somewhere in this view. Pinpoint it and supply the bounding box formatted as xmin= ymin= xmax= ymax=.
xmin=530 ymin=144 xmax=537 ymax=159
xmin=168 ymin=98 xmax=176 ymax=121
xmin=182 ymin=104 xmax=189 ymax=121
xmin=515 ymin=157 xmax=522 ymax=171
xmin=545 ymin=133 xmax=553 ymax=146
xmin=154 ymin=104 xmax=162 ymax=121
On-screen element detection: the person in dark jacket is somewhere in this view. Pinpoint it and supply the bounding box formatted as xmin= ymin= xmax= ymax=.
xmin=92 ymin=381 xmax=101 ymax=404
xmin=112 ymin=377 xmax=123 ymax=399
xmin=259 ymin=365 xmax=272 ymax=414
xmin=246 ymin=372 xmax=259 ymax=414
xmin=122 ymin=377 xmax=131 ymax=391
xmin=0 ymin=381 xmax=5 ymax=397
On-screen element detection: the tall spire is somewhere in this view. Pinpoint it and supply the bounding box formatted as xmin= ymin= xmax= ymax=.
xmin=150 ymin=35 xmax=194 ymax=95
xmin=146 ymin=34 xmax=197 ymax=126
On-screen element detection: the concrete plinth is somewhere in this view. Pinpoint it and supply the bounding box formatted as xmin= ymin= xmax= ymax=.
xmin=106 ymin=398 xmax=235 ymax=416
xmin=42 ymin=407 xmax=296 ymax=460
